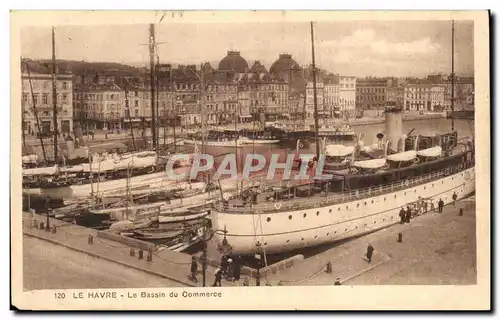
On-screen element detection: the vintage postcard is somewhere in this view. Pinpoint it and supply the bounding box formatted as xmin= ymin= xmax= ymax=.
xmin=11 ymin=10 xmax=490 ymax=310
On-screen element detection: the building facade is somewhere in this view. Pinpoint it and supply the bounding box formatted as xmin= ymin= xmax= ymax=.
xmin=323 ymin=76 xmax=339 ymax=118
xmin=305 ymin=80 xmax=324 ymax=119
xmin=355 ymin=80 xmax=388 ymax=110
xmin=21 ymin=73 xmax=74 ymax=135
xmin=338 ymin=75 xmax=356 ymax=117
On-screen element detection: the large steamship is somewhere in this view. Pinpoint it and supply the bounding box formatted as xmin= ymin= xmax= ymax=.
xmin=210 ymin=20 xmax=474 ymax=255
xmin=210 ymin=106 xmax=475 ymax=255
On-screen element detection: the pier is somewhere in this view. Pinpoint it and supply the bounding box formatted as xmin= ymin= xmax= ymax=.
xmin=23 ymin=196 xmax=475 ymax=289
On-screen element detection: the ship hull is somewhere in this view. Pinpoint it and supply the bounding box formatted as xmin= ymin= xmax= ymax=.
xmin=210 ymin=167 xmax=476 ymax=255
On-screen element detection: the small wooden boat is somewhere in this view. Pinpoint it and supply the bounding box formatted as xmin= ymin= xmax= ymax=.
xmin=133 ymin=229 xmax=184 ymax=241
xmin=158 ymin=210 xmax=209 ymax=224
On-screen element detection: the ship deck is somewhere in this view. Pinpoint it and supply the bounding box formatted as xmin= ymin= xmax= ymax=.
xmin=214 ymin=166 xmax=466 ymax=214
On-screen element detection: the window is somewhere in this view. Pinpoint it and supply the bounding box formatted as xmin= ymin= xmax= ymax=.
xmin=42 ymin=94 xmax=49 ymax=105
xmin=134 ymin=109 xmax=139 ymax=117
xmin=288 ymin=215 xmax=292 ymax=220
xmin=134 ymin=100 xmax=139 ymax=107
xmin=266 ymin=217 xmax=271 ymax=222
xmin=62 ymin=94 xmax=68 ymax=104
xmin=22 ymin=94 xmax=28 ymax=103
xmin=62 ymin=82 xmax=67 ymax=90
xmin=33 ymin=94 xmax=38 ymax=105
xmin=304 ymin=213 xmax=307 ymax=218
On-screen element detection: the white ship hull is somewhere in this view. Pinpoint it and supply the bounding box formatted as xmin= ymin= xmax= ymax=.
xmin=23 ymin=171 xmax=187 ymax=199
xmin=211 ymin=167 xmax=476 ymax=255
xmin=184 ymin=139 xmax=244 ymax=148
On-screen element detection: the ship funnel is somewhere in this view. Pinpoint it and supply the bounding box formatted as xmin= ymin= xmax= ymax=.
xmin=384 ymin=104 xmax=403 ymax=153
xmin=413 ymin=135 xmax=420 ymax=151
xmin=73 ymin=124 xmax=85 ymax=147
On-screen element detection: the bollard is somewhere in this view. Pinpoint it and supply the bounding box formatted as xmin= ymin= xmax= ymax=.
xmin=130 ymin=248 xmax=135 ymax=257
xmin=138 ymin=249 xmax=144 ymax=260
xmin=325 ymin=261 xmax=332 ymax=274
xmin=397 ymin=232 xmax=403 ymax=243
xmin=39 ymin=221 xmax=45 ymax=230
xmin=32 ymin=220 xmax=37 ymax=228
xmin=147 ymin=250 xmax=153 ymax=262
xmin=52 ymin=225 xmax=57 ymax=234
xmin=88 ymin=235 xmax=94 ymax=244
xmin=459 ymin=208 xmax=464 ymax=216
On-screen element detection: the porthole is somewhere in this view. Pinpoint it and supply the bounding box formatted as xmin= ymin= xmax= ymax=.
xmin=303 ymin=213 xmax=307 ymax=218
xmin=371 ymin=200 xmax=374 ymax=204
xmin=264 ymin=242 xmax=267 ymax=246
xmin=334 ymin=231 xmax=337 ymax=234
xmin=442 ymin=181 xmax=444 ymax=184
xmin=357 ymin=203 xmax=360 ymax=208
xmin=355 ymin=226 xmax=358 ymax=229
xmin=414 ymin=189 xmax=416 ymax=193
xmin=391 ymin=216 xmax=394 ymax=220
xmin=384 ymin=197 xmax=386 ymax=201
xmin=404 ymin=192 xmax=406 ymax=196
xmin=364 ymin=202 xmax=367 ymax=206
xmin=328 ymin=209 xmax=332 ymax=213
xmin=301 ymin=238 xmax=304 ymax=241
xmin=394 ymin=195 xmax=397 ymax=198
xmin=338 ymin=207 xmax=341 ymax=211
xmin=374 ymin=221 xmax=376 ymax=224
xmin=424 ymin=186 xmax=426 ymax=190
xmin=344 ymin=228 xmax=347 ymax=231
xmin=432 ymin=184 xmax=434 ymax=187
xmin=316 ymin=211 xmax=319 ymax=215
xmin=314 ymin=235 xmax=318 ymax=239
xmin=288 ymin=215 xmax=292 ymax=220
xmin=266 ymin=217 xmax=271 ymax=222
xmin=327 ymin=233 xmax=330 ymax=236
xmin=346 ymin=206 xmax=349 ymax=210
xmin=286 ymin=240 xmax=290 ymax=243
xmin=364 ymin=224 xmax=367 ymax=227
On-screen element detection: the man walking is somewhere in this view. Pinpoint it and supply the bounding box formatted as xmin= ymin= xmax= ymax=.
xmin=452 ymin=192 xmax=458 ymax=206
xmin=405 ymin=206 xmax=412 ymax=223
xmin=190 ymin=256 xmax=198 ymax=283
xmin=366 ymin=244 xmax=374 ymax=263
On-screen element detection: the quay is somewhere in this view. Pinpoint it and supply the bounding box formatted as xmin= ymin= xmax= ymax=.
xmin=23 ymin=196 xmax=475 ymax=289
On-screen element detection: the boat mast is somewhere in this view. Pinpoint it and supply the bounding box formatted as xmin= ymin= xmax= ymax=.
xmin=200 ymin=64 xmax=206 ymax=155
xmin=25 ymin=63 xmax=47 ymax=162
xmin=156 ymin=54 xmax=160 ymax=150
xmin=310 ymin=22 xmax=320 ymax=160
xmin=124 ymin=81 xmax=136 ymax=151
xmin=451 ymin=20 xmax=455 ymax=132
xmin=149 ymin=24 xmax=157 ymax=151
xmin=51 ymin=26 xmax=59 ymax=163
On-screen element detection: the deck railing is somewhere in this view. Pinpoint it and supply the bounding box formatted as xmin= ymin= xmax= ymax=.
xmin=214 ymin=161 xmax=474 ymax=214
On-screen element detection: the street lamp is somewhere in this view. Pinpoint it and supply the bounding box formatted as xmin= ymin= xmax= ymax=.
xmin=198 ymin=217 xmax=232 ymax=287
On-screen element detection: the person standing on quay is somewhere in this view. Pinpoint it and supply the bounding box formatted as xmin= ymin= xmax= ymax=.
xmin=452 ymin=192 xmax=458 ymax=206
xmin=213 ymin=267 xmax=223 ymax=287
xmin=438 ymin=198 xmax=445 ymax=213
xmin=190 ymin=256 xmax=198 ymax=283
xmin=366 ymin=244 xmax=374 ymax=263
xmin=405 ymin=206 xmax=412 ymax=223
xmin=399 ymin=207 xmax=405 ymax=224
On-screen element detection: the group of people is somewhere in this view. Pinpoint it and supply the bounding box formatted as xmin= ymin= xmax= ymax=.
xmin=212 ymin=255 xmax=242 ymax=286
xmin=399 ymin=192 xmax=458 ymax=224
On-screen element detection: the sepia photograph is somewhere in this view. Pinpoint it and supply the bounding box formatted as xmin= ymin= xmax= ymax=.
xmin=10 ymin=10 xmax=490 ymax=310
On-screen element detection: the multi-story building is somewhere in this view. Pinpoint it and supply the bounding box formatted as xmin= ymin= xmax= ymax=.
xmin=323 ymin=75 xmax=339 ymax=118
xmin=338 ymin=75 xmax=356 ymax=117
xmin=386 ymin=86 xmax=405 ymax=109
xmin=73 ymin=82 xmax=124 ymax=131
xmin=356 ymin=79 xmax=388 ymax=110
xmin=21 ymin=72 xmax=74 ymax=136
xmin=305 ymin=79 xmax=324 ymax=120
xmin=404 ymin=82 xmax=432 ymax=111
xmin=204 ymin=78 xmax=238 ymax=125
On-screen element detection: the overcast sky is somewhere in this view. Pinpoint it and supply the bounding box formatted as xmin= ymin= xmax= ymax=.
xmin=20 ymin=20 xmax=474 ymax=77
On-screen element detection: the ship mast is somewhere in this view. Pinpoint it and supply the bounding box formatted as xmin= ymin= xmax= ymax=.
xmin=310 ymin=22 xmax=320 ymax=160
xmin=149 ymin=24 xmax=157 ymax=151
xmin=51 ymin=26 xmax=58 ymax=163
xmin=451 ymin=20 xmax=455 ymax=132
xmin=25 ymin=63 xmax=47 ymax=163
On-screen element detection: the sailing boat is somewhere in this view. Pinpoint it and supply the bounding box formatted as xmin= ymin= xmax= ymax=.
xmin=209 ymin=20 xmax=476 ymax=255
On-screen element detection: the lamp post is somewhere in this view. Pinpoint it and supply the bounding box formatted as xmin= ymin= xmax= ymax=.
xmin=255 ymin=241 xmax=262 ymax=286
xmin=198 ymin=218 xmax=231 ymax=287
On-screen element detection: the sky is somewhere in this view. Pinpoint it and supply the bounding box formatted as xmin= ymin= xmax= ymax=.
xmin=20 ymin=20 xmax=474 ymax=77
